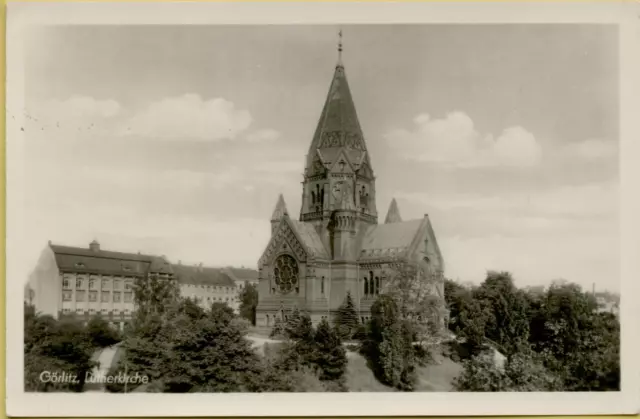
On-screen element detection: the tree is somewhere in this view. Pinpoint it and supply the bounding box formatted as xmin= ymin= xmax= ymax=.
xmin=133 ymin=273 xmax=181 ymax=320
xmin=334 ymin=292 xmax=359 ymax=340
xmin=311 ymin=319 xmax=348 ymax=383
xmin=24 ymin=307 xmax=95 ymax=392
xmin=364 ymin=295 xmax=417 ymax=391
xmin=474 ymin=271 xmax=530 ymax=357
xmin=162 ymin=303 xmax=263 ymax=392
xmin=528 ymin=281 xmax=619 ymax=391
xmin=383 ymin=263 xmax=447 ymax=345
xmin=110 ymin=300 xmax=264 ymax=393
xmin=239 ymin=283 xmax=259 ymax=325
xmin=454 ymin=349 xmax=563 ymax=392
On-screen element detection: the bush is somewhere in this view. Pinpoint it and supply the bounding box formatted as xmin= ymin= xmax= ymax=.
xmin=86 ymin=315 xmax=121 ymax=348
xmin=269 ymin=318 xmax=287 ymax=339
xmin=454 ymin=350 xmax=563 ymax=392
xmin=24 ymin=308 xmax=95 ymax=392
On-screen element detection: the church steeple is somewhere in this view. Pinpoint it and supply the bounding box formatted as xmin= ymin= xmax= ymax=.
xmin=385 ymin=198 xmax=402 ymax=224
xmin=304 ymin=32 xmax=371 ymax=178
xmin=300 ymin=32 xmax=378 ymax=259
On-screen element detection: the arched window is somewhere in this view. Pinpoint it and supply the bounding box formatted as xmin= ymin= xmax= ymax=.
xmin=321 ymin=276 xmax=325 ymax=294
xmin=266 ymin=314 xmax=270 ymax=326
xmin=369 ymin=271 xmax=374 ymax=296
xmin=316 ymin=184 xmax=320 ymax=200
xmin=363 ymin=277 xmax=368 ymax=295
xmin=320 ymin=187 xmax=325 ymax=207
xmin=375 ymin=277 xmax=380 ymax=295
xmin=311 ymin=191 xmax=316 ymax=204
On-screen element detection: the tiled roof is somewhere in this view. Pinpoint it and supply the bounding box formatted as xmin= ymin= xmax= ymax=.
xmin=50 ymin=244 xmax=172 ymax=276
xmin=225 ymin=267 xmax=259 ymax=282
xmin=289 ymin=220 xmax=329 ymax=259
xmin=359 ymin=219 xmax=424 ymax=260
xmin=171 ymin=264 xmax=235 ymax=287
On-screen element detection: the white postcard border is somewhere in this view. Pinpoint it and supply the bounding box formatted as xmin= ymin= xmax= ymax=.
xmin=6 ymin=1 xmax=640 ymax=417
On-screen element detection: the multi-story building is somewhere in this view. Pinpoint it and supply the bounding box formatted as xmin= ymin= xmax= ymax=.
xmin=173 ymin=263 xmax=241 ymax=312
xmin=27 ymin=240 xmax=173 ymax=331
xmin=26 ymin=240 xmax=258 ymax=328
xmin=224 ymin=267 xmax=259 ymax=294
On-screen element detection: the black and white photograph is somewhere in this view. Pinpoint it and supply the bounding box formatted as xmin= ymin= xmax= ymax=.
xmin=5 ymin=1 xmax=640 ymax=417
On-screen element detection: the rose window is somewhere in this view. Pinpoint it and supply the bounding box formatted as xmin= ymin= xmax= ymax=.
xmin=273 ymin=254 xmax=299 ymax=294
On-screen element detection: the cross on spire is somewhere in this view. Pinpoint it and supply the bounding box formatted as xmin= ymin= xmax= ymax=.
xmin=337 ymin=28 xmax=343 ymax=67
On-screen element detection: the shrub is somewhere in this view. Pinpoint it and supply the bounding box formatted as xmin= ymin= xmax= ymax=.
xmin=334 ymin=292 xmax=359 ymax=340
xmin=86 ymin=315 xmax=122 ymax=348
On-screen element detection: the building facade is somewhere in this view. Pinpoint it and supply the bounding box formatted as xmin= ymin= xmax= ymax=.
xmin=26 ymin=240 xmax=257 ymax=329
xmin=27 ymin=240 xmax=173 ymax=331
xmin=256 ymin=52 xmax=446 ymax=328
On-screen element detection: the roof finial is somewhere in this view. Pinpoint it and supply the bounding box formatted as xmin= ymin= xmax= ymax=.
xmin=337 ymin=28 xmax=343 ymax=67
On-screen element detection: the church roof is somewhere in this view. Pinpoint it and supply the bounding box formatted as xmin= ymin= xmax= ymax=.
xmin=271 ymin=194 xmax=289 ymax=221
xmin=289 ymin=220 xmax=330 ymax=259
xmin=359 ymin=219 xmax=424 ymax=260
xmin=305 ymin=62 xmax=370 ymax=176
xmin=384 ymin=198 xmax=403 ymax=224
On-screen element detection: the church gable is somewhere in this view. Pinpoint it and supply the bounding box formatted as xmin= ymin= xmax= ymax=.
xmin=329 ymin=149 xmax=356 ymax=174
xmin=259 ymin=217 xmax=329 ymax=268
xmin=405 ymin=215 xmax=444 ymax=273
xmin=259 ymin=218 xmax=308 ymax=268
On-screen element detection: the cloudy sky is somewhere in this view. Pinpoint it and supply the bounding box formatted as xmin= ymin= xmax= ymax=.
xmin=13 ymin=24 xmax=619 ymax=291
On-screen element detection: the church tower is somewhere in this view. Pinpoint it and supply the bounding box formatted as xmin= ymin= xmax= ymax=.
xmin=299 ymin=31 xmax=378 ymax=261
xmin=256 ymin=30 xmax=446 ymax=330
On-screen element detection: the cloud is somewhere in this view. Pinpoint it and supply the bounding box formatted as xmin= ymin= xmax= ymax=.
xmin=560 ymin=138 xmax=618 ymax=162
xmin=246 ymin=128 xmax=281 ymax=143
xmin=398 ymin=181 xmax=617 ymax=219
xmin=124 ymin=94 xmax=252 ymax=141
xmin=386 ymin=111 xmax=542 ymax=168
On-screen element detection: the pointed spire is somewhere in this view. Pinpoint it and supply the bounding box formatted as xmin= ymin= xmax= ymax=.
xmin=271 ymin=194 xmax=289 ymax=221
xmin=384 ymin=198 xmax=402 ymax=224
xmin=305 ymin=41 xmax=369 ymax=176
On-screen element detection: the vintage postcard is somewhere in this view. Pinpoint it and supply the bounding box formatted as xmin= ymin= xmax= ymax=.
xmin=5 ymin=1 xmax=640 ymax=417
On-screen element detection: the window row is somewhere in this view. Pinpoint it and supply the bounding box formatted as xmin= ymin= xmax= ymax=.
xmin=62 ymin=308 xmax=131 ymax=315
xmin=62 ymin=278 xmax=133 ymax=291
xmin=191 ymin=296 xmax=234 ymax=303
xmin=184 ymin=284 xmax=235 ymax=293
xmin=62 ymin=290 xmax=133 ymax=303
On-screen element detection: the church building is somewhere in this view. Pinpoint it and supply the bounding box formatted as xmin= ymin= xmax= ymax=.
xmin=256 ymin=39 xmax=446 ymax=329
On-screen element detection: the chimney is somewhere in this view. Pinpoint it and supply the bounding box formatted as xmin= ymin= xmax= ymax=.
xmin=592 ymin=282 xmax=595 ymax=295
xmin=89 ymin=239 xmax=100 ymax=252
xmin=198 ymin=262 xmax=203 ymax=272
xmin=48 ymin=240 xmax=52 ymax=246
